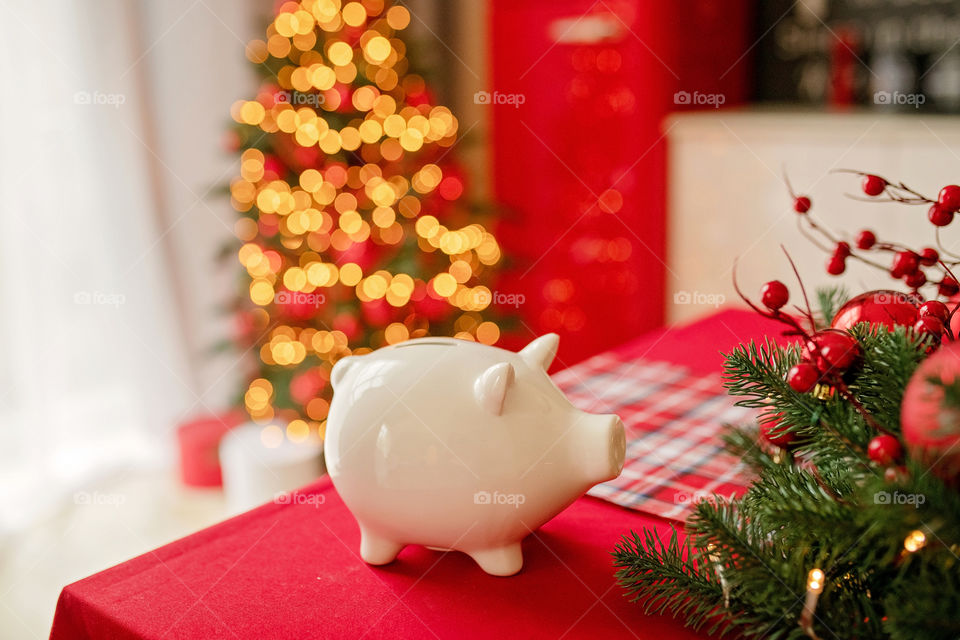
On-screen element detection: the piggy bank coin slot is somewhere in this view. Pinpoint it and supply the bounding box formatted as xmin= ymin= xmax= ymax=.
xmin=393 ymin=340 xmax=458 ymax=348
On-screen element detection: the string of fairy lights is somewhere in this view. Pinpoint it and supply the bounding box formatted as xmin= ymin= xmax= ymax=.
xmin=799 ymin=529 xmax=928 ymax=638
xmin=228 ymin=0 xmax=504 ymax=443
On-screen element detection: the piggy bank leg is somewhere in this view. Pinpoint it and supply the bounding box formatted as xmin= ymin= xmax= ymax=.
xmin=359 ymin=526 xmax=404 ymax=565
xmin=467 ymin=543 xmax=523 ymax=576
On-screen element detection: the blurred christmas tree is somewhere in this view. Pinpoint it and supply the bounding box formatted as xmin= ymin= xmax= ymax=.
xmin=226 ymin=0 xmax=505 ymax=440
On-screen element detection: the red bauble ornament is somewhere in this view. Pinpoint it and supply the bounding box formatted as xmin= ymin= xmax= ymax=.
xmin=361 ymin=299 xmax=393 ymax=326
xmin=333 ymin=313 xmax=361 ymax=340
xmin=262 ymin=154 xmax=285 ymax=178
xmin=760 ymin=414 xmax=796 ymax=448
xmin=787 ymin=362 xmax=820 ymax=392
xmin=902 ymin=340 xmax=960 ymax=483
xmin=928 ymin=205 xmax=954 ymax=227
xmin=830 ymin=290 xmax=919 ymax=332
xmin=867 ymin=435 xmax=902 ymax=465
xmin=938 ymin=184 xmax=960 ymax=212
xmin=290 ymin=368 xmax=327 ymax=405
xmin=760 ymin=280 xmax=789 ymax=310
xmin=415 ymin=293 xmax=452 ymax=323
xmin=861 ymin=174 xmax=886 ymax=196
xmin=794 ymin=196 xmax=811 ymax=213
xmin=804 ymin=329 xmax=862 ymax=374
xmin=855 ymin=229 xmax=876 ymax=249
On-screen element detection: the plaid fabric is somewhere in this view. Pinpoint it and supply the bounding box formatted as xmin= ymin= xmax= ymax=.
xmin=552 ymin=353 xmax=757 ymax=521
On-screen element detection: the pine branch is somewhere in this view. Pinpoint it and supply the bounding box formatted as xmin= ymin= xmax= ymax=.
xmin=721 ymin=339 xmax=825 ymax=437
xmin=612 ymin=527 xmax=739 ymax=636
xmin=849 ymin=325 xmax=927 ymax=433
xmin=816 ymin=286 xmax=849 ymax=328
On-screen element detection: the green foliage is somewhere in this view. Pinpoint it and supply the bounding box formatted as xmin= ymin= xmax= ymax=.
xmin=816 ymin=286 xmax=849 ymax=327
xmin=613 ymin=293 xmax=960 ymax=639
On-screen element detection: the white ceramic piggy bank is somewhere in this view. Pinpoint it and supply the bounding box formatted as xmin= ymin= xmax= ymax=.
xmin=324 ymin=334 xmax=626 ymax=576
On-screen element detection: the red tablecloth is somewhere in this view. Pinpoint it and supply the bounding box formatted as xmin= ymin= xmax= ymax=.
xmin=50 ymin=309 xmax=783 ymax=640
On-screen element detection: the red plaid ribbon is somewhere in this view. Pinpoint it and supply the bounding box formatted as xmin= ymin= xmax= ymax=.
xmin=552 ymin=353 xmax=757 ymax=521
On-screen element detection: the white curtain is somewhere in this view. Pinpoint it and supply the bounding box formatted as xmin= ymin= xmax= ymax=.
xmin=0 ymin=0 xmax=249 ymax=531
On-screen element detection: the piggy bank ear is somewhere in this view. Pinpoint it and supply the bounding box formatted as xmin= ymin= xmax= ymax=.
xmin=519 ymin=334 xmax=559 ymax=370
xmin=331 ymin=356 xmax=360 ymax=391
xmin=474 ymin=362 xmax=515 ymax=415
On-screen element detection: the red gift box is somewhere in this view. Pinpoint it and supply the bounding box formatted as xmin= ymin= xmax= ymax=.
xmin=176 ymin=410 xmax=246 ymax=487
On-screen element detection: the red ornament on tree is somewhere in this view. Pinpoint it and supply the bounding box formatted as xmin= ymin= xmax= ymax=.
xmin=760 ymin=414 xmax=796 ymax=448
xmin=804 ymin=329 xmax=861 ymax=374
xmin=332 ymin=313 xmax=361 ymax=340
xmin=901 ymin=340 xmax=960 ymax=484
xmin=830 ymin=290 xmax=919 ymax=332
xmin=867 ymin=434 xmax=902 ymax=465
xmin=290 ymin=368 xmax=327 ymax=406
xmin=787 ymin=363 xmax=820 ymax=393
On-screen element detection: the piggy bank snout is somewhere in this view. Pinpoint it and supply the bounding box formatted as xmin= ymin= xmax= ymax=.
xmin=580 ymin=413 xmax=625 ymax=485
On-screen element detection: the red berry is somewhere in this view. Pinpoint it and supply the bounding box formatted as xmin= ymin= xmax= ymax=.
xmin=891 ymin=251 xmax=919 ymax=278
xmin=787 ymin=363 xmax=820 ymax=393
xmin=919 ymin=300 xmax=950 ymax=322
xmin=827 ymin=255 xmax=846 ymax=275
xmin=939 ymin=277 xmax=960 ymax=297
xmin=938 ymin=185 xmax=960 ymax=211
xmin=928 ymin=204 xmax=954 ymax=227
xmin=915 ymin=315 xmax=945 ymax=337
xmin=794 ymin=196 xmax=811 ymax=213
xmin=855 ymin=230 xmax=876 ymax=250
xmin=804 ymin=330 xmax=861 ymax=374
xmin=906 ymin=271 xmax=927 ymax=289
xmin=862 ymin=174 xmax=886 ymax=196
xmin=868 ymin=435 xmax=902 ymax=465
xmin=835 ymin=241 xmax=852 ymax=258
xmin=760 ymin=414 xmax=796 ymax=448
xmin=919 ymin=247 xmax=940 ymax=266
xmin=760 ymin=280 xmax=789 ymax=310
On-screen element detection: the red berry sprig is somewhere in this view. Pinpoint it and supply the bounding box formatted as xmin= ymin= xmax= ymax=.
xmin=786 ymin=170 xmax=960 ymax=339
xmin=734 ymin=254 xmax=899 ymax=442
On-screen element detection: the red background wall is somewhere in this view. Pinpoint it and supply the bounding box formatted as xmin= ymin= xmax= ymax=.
xmin=489 ymin=0 xmax=751 ymax=367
